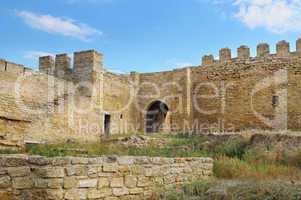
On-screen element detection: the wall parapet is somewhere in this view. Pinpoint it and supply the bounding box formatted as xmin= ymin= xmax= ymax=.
xmin=0 ymin=59 xmax=31 ymax=76
xmin=201 ymin=38 xmax=301 ymax=67
xmin=0 ymin=154 xmax=213 ymax=199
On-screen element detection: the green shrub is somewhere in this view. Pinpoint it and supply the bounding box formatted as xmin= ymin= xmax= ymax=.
xmin=213 ymin=138 xmax=248 ymax=159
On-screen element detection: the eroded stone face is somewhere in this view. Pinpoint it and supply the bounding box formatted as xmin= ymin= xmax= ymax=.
xmin=0 ymin=154 xmax=213 ymax=199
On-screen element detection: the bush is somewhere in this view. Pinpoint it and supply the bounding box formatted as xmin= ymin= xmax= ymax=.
xmin=229 ymin=181 xmax=301 ymax=200
xmin=213 ymin=138 xmax=248 ymax=159
xmin=213 ymin=156 xmax=301 ymax=180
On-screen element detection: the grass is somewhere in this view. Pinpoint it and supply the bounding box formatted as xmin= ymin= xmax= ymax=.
xmin=213 ymin=156 xmax=301 ymax=180
xmin=158 ymin=180 xmax=301 ymax=200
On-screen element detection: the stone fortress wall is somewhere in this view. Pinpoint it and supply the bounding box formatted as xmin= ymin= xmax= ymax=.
xmin=0 ymin=154 xmax=213 ymax=199
xmin=1 ymin=39 xmax=301 ymax=147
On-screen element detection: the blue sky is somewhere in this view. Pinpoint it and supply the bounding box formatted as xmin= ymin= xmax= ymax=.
xmin=1 ymin=0 xmax=301 ymax=73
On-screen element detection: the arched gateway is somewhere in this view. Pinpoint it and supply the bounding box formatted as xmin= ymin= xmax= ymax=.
xmin=145 ymin=101 xmax=169 ymax=133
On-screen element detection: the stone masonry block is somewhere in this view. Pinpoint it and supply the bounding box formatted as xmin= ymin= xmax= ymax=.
xmin=124 ymin=175 xmax=137 ymax=188
xmin=110 ymin=177 xmax=124 ymax=188
xmin=12 ymin=177 xmax=33 ymax=189
xmin=7 ymin=167 xmax=31 ymax=177
xmin=98 ymin=177 xmax=110 ymax=188
xmin=103 ymin=163 xmax=118 ymax=172
xmin=0 ymin=176 xmax=11 ymax=188
xmin=78 ymin=179 xmax=98 ymax=188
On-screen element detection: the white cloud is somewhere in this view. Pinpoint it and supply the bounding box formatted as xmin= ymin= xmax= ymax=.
xmin=24 ymin=51 xmax=54 ymax=60
xmin=233 ymin=0 xmax=301 ymax=33
xmin=16 ymin=10 xmax=102 ymax=41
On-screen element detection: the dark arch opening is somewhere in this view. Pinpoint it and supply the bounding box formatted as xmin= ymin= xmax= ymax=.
xmin=145 ymin=101 xmax=169 ymax=133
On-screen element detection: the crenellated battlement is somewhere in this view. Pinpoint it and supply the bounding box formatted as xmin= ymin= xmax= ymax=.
xmin=202 ymin=38 xmax=301 ymax=66
xmin=38 ymin=50 xmax=103 ymax=82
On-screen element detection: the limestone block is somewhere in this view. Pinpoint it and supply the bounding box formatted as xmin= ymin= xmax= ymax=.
xmin=65 ymin=189 xmax=87 ymax=200
xmin=34 ymin=178 xmax=48 ymax=188
xmin=124 ymin=175 xmax=137 ymax=188
xmin=137 ymin=176 xmax=150 ymax=187
xmin=110 ymin=177 xmax=124 ymax=188
xmin=88 ymin=157 xmax=103 ymax=164
xmin=47 ymin=178 xmax=63 ymax=189
xmin=0 ymin=155 xmax=27 ymax=167
xmin=119 ymin=165 xmax=130 ymax=173
xmin=98 ymin=177 xmax=110 ymax=188
xmin=143 ymin=167 xmax=153 ymax=177
xmin=7 ymin=166 xmax=30 ymax=177
xmin=103 ymin=163 xmax=118 ymax=172
xmin=112 ymin=187 xmax=129 ymax=197
xmin=66 ymin=166 xmax=87 ymax=176
xmin=12 ymin=177 xmax=33 ymax=189
xmin=28 ymin=156 xmax=50 ymax=165
xmin=71 ymin=157 xmax=89 ymax=165
xmin=87 ymin=166 xmax=98 ymax=177
xmin=51 ymin=157 xmax=72 ymax=166
xmin=129 ymin=188 xmax=144 ymax=195
xmin=117 ymin=157 xmax=134 ymax=165
xmin=34 ymin=167 xmax=64 ymax=178
xmin=46 ymin=189 xmax=64 ymax=200
xmin=0 ymin=176 xmax=11 ymax=188
xmin=88 ymin=189 xmax=101 ymax=199
xmin=99 ymin=188 xmax=113 ymax=198
xmin=64 ymin=177 xmax=78 ymax=189
xmin=78 ymin=179 xmax=98 ymax=188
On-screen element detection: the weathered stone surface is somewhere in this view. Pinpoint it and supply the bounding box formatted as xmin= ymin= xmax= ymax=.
xmin=129 ymin=188 xmax=143 ymax=195
xmin=64 ymin=177 xmax=78 ymax=189
xmin=99 ymin=188 xmax=113 ymax=198
xmin=34 ymin=178 xmax=48 ymax=188
xmin=98 ymin=177 xmax=110 ymax=188
xmin=28 ymin=156 xmax=50 ymax=166
xmin=103 ymin=163 xmax=118 ymax=172
xmin=0 ymin=176 xmax=11 ymax=188
xmin=110 ymin=177 xmax=124 ymax=188
xmin=112 ymin=187 xmax=129 ymax=197
xmin=78 ymin=179 xmax=98 ymax=188
xmin=66 ymin=166 xmax=87 ymax=176
xmin=137 ymin=176 xmax=150 ymax=187
xmin=71 ymin=157 xmax=89 ymax=165
xmin=47 ymin=178 xmax=63 ymax=189
xmin=46 ymin=189 xmax=64 ymax=200
xmin=7 ymin=167 xmax=30 ymax=177
xmin=34 ymin=167 xmax=64 ymax=178
xmin=65 ymin=189 xmax=87 ymax=200
xmin=88 ymin=188 xmax=101 ymax=199
xmin=124 ymin=175 xmax=137 ymax=188
xmin=12 ymin=177 xmax=33 ymax=189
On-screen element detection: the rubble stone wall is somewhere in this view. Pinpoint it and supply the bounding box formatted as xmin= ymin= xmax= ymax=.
xmin=0 ymin=154 xmax=213 ymax=200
